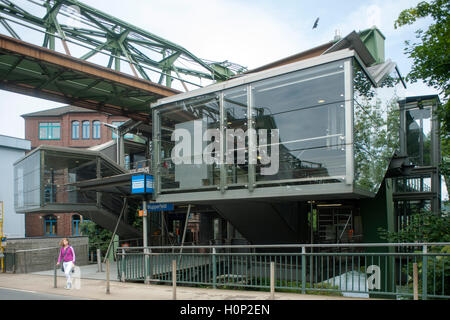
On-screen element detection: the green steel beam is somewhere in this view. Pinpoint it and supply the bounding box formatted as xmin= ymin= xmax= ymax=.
xmin=0 ymin=16 xmax=19 ymax=39
xmin=0 ymin=0 xmax=247 ymax=90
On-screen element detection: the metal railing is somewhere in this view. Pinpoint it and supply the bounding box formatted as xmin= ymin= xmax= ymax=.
xmin=394 ymin=177 xmax=432 ymax=193
xmin=125 ymin=160 xmax=151 ymax=173
xmin=116 ymin=243 xmax=450 ymax=300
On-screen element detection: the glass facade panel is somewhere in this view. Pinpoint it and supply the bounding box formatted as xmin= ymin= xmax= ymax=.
xmin=112 ymin=121 xmax=133 ymax=139
xmin=353 ymin=59 xmax=404 ymax=193
xmin=14 ymin=147 xmax=125 ymax=212
xmin=224 ymin=87 xmax=248 ymax=185
xmin=14 ymin=151 xmax=41 ymax=212
xmin=253 ymin=61 xmax=347 ymax=183
xmin=406 ymin=106 xmax=432 ymax=166
xmin=154 ymin=60 xmax=351 ymax=194
xmin=153 ymin=56 xmax=405 ymax=198
xmin=158 ymin=94 xmax=220 ymax=190
xmin=43 ymin=150 xmax=98 ymax=205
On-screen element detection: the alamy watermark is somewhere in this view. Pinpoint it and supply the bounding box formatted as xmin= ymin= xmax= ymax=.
xmin=367 ymin=265 xmax=381 ymax=290
xmin=171 ymin=120 xmax=280 ymax=175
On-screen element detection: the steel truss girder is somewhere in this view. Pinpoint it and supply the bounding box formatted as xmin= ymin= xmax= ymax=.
xmin=0 ymin=0 xmax=246 ymax=89
xmin=0 ymin=33 xmax=179 ymax=122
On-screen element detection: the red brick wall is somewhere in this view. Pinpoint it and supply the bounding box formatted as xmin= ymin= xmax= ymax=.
xmin=23 ymin=110 xmax=129 ymax=237
xmin=25 ymin=213 xmax=83 ymax=237
xmin=24 ymin=112 xmax=129 ymax=150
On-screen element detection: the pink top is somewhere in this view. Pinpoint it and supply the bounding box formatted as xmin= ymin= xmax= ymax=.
xmin=58 ymin=246 xmax=75 ymax=263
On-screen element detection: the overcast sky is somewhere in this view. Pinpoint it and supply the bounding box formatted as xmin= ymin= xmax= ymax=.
xmin=0 ymin=0 xmax=437 ymax=139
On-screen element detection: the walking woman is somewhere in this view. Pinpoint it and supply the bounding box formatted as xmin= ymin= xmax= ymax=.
xmin=56 ymin=238 xmax=76 ymax=289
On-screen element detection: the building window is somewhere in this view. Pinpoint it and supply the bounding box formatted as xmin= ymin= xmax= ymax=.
xmin=93 ymin=120 xmax=101 ymax=139
xmin=112 ymin=121 xmax=133 ymax=139
xmin=39 ymin=122 xmax=61 ymax=140
xmin=82 ymin=121 xmax=90 ymax=139
xmin=72 ymin=215 xmax=81 ymax=236
xmin=44 ymin=215 xmax=57 ymax=236
xmin=72 ymin=121 xmax=80 ymax=139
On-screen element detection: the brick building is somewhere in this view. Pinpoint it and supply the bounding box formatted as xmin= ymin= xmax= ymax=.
xmin=22 ymin=105 xmax=130 ymax=150
xmin=21 ymin=105 xmax=129 ymax=237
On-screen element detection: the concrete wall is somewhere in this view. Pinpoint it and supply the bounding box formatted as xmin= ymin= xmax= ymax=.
xmin=4 ymin=236 xmax=89 ymax=273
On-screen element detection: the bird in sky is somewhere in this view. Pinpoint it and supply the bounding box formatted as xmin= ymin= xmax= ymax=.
xmin=313 ymin=17 xmax=319 ymax=29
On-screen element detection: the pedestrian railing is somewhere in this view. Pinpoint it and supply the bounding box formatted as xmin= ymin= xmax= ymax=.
xmin=116 ymin=243 xmax=450 ymax=300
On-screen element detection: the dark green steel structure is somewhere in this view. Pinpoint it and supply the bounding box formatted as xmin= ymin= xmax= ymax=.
xmin=0 ymin=0 xmax=246 ymax=90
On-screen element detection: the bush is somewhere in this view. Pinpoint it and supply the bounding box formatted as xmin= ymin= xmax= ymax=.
xmin=79 ymin=221 xmax=113 ymax=257
xmin=378 ymin=212 xmax=450 ymax=297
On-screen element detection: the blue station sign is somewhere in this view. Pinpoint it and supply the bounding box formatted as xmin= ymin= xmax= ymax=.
xmin=131 ymin=175 xmax=154 ymax=194
xmin=147 ymin=203 xmax=174 ymax=212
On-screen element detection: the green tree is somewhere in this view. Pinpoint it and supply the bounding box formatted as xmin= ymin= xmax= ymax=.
xmin=80 ymin=221 xmax=113 ymax=256
xmin=378 ymin=212 xmax=450 ymax=296
xmin=395 ymin=0 xmax=450 ymax=189
xmin=378 ymin=211 xmax=450 ymax=243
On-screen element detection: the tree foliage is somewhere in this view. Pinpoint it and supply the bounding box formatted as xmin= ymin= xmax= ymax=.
xmin=80 ymin=221 xmax=113 ymax=255
xmin=378 ymin=211 xmax=450 ymax=243
xmin=378 ymin=212 xmax=450 ymax=296
xmin=395 ymin=0 xmax=449 ymax=97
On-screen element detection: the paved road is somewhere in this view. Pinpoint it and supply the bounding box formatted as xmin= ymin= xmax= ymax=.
xmin=0 ymin=287 xmax=86 ymax=300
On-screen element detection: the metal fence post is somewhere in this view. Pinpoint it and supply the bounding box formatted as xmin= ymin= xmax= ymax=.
xmin=121 ymin=248 xmax=125 ymax=282
xmin=53 ymin=257 xmax=57 ymax=288
xmin=422 ymin=245 xmax=428 ymax=300
xmin=413 ymin=263 xmax=418 ymax=300
xmin=270 ymin=261 xmax=275 ymax=300
xmin=144 ymin=248 xmax=150 ymax=284
xmin=106 ymin=259 xmax=110 ymax=294
xmin=301 ymin=246 xmax=306 ymax=294
xmin=12 ymin=249 xmax=16 ymax=274
xmin=172 ymin=259 xmax=177 ymax=300
xmin=97 ymin=248 xmax=102 ymax=272
xmin=212 ymin=247 xmax=217 ymax=289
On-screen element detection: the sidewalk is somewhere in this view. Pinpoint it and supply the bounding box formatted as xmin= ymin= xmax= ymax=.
xmin=33 ymin=262 xmax=119 ymax=281
xmin=0 ymin=272 xmax=374 ymax=300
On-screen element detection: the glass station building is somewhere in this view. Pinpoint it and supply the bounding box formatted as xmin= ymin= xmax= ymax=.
xmin=152 ymin=49 xmax=404 ymax=202
xmin=14 ymin=28 xmax=443 ymax=245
